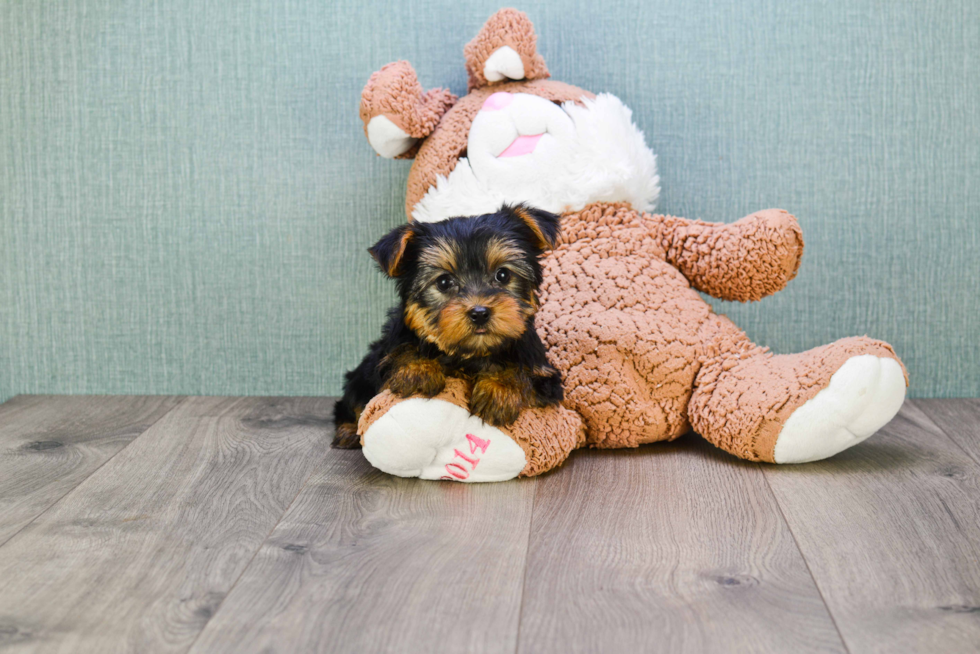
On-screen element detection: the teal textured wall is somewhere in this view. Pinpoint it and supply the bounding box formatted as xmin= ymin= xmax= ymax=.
xmin=1 ymin=0 xmax=978 ymax=402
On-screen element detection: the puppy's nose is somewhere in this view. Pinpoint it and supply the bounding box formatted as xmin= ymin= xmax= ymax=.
xmin=467 ymin=306 xmax=491 ymax=326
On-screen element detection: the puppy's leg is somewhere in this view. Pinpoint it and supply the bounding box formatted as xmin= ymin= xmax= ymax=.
xmin=333 ymin=350 xmax=383 ymax=449
xmin=383 ymin=346 xmax=447 ymax=398
xmin=528 ymin=364 xmax=564 ymax=408
xmin=333 ymin=420 xmax=362 ymax=449
xmin=508 ymin=327 xmax=564 ymax=411
xmin=470 ymin=366 xmax=530 ymax=427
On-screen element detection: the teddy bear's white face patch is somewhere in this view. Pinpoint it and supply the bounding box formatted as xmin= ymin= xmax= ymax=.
xmin=412 ymin=93 xmax=661 ymax=224
xmin=468 ymin=93 xmax=575 ymax=196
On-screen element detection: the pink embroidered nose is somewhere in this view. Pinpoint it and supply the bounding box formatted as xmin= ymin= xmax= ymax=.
xmin=481 ymin=92 xmax=513 ymax=111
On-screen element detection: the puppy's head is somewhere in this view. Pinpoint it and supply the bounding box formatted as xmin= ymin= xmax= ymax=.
xmin=369 ymin=204 xmax=560 ymax=357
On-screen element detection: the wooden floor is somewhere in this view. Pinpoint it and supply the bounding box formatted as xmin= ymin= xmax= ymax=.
xmin=0 ymin=396 xmax=978 ymax=653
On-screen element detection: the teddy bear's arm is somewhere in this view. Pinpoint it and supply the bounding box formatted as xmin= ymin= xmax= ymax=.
xmin=654 ymin=209 xmax=804 ymax=302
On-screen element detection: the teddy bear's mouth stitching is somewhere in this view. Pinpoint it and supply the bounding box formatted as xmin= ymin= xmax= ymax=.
xmin=498 ymin=133 xmax=545 ymax=158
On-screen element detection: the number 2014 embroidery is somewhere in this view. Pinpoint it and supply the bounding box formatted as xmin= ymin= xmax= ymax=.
xmin=441 ymin=433 xmax=491 ymax=480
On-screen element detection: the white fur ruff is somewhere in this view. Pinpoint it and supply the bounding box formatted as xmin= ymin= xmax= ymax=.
xmin=412 ymin=93 xmax=660 ymax=223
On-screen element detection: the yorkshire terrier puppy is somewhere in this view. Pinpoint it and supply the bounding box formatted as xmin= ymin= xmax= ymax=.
xmin=332 ymin=204 xmax=564 ymax=449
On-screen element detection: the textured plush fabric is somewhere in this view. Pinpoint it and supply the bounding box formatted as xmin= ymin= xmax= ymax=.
xmin=539 ymin=202 xmax=905 ymax=461
xmin=463 ymin=7 xmax=549 ymax=90
xmin=1 ymin=0 xmax=978 ymax=402
xmin=360 ymin=61 xmax=457 ymax=158
xmin=690 ymin=333 xmax=906 ymax=461
xmin=537 ymin=204 xmax=810 ymax=450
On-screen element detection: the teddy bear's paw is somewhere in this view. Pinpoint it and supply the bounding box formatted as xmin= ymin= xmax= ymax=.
xmin=773 ymin=355 xmax=907 ymax=464
xmin=361 ymin=398 xmax=526 ymax=482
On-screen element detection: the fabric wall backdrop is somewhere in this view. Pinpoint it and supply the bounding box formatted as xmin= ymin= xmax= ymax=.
xmin=1 ymin=0 xmax=977 ymax=402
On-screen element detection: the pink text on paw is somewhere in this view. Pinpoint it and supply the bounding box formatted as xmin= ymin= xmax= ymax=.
xmin=441 ymin=434 xmax=491 ymax=481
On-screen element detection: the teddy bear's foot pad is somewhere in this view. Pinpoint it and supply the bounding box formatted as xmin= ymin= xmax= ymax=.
xmin=361 ymin=398 xmax=526 ymax=482
xmin=773 ymin=355 xmax=906 ymax=464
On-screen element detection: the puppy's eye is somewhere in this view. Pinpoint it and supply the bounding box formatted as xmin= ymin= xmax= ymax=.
xmin=494 ymin=268 xmax=511 ymax=284
xmin=436 ymin=275 xmax=455 ymax=292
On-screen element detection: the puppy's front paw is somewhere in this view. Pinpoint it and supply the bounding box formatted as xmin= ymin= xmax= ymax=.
xmin=385 ymin=358 xmax=446 ymax=398
xmin=332 ymin=423 xmax=362 ymax=449
xmin=470 ymin=374 xmax=526 ymax=427
xmin=530 ymin=365 xmax=564 ymax=406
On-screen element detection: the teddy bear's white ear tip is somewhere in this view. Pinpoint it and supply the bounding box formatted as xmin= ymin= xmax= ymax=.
xmin=366 ymin=115 xmax=418 ymax=159
xmin=483 ymin=46 xmax=526 ymax=82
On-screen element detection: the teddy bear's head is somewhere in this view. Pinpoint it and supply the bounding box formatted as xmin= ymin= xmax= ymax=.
xmin=359 ymin=8 xmax=660 ymax=223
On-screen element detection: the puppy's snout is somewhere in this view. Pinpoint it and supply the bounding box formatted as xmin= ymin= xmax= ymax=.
xmin=467 ymin=306 xmax=491 ymax=326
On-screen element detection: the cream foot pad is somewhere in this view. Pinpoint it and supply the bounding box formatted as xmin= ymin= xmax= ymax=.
xmin=774 ymin=355 xmax=907 ymax=464
xmin=362 ymin=398 xmax=527 ymax=482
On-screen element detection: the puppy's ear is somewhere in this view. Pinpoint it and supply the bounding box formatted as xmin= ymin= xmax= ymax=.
xmin=503 ymin=204 xmax=561 ymax=251
xmin=368 ymin=224 xmax=415 ymax=277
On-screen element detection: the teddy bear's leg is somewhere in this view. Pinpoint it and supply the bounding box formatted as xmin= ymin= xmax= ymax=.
xmin=689 ymin=314 xmax=907 ymax=463
xmin=545 ymin=307 xmax=700 ymax=449
xmin=356 ymin=378 xmax=585 ymax=482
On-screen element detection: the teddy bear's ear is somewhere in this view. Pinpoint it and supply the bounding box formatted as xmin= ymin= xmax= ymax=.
xmin=464 ymin=9 xmax=550 ymax=91
xmin=359 ymin=61 xmax=457 ymax=159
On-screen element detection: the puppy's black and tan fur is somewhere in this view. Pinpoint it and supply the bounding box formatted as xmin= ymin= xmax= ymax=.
xmin=333 ymin=205 xmax=564 ymax=448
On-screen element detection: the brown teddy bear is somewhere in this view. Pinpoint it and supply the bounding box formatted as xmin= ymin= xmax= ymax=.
xmin=352 ymin=8 xmax=908 ymax=482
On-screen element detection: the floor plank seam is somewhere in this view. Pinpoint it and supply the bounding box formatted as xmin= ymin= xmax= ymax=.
xmin=760 ymin=469 xmax=853 ymax=654
xmin=511 ymin=477 xmax=538 ymax=654
xmin=912 ymin=399 xmax=980 ymax=469
xmin=0 ymin=396 xmax=188 ymax=551
xmin=184 ymin=451 xmax=331 ymax=653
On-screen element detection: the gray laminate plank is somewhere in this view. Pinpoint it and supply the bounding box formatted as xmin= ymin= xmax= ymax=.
xmin=189 ymin=450 xmax=536 ymax=654
xmin=763 ymin=400 xmax=980 ymax=653
xmin=0 ymin=395 xmax=183 ymax=545
xmin=516 ymin=440 xmax=845 ymax=654
xmin=0 ymin=396 xmax=334 ymax=654
xmin=914 ymin=398 xmax=980 ymax=466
